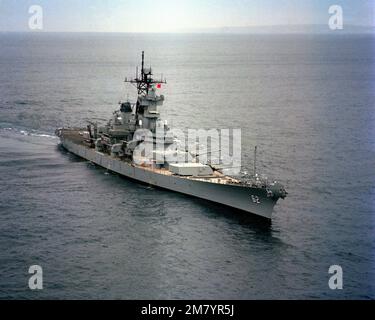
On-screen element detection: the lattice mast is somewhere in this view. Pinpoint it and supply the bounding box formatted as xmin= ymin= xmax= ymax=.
xmin=125 ymin=51 xmax=166 ymax=96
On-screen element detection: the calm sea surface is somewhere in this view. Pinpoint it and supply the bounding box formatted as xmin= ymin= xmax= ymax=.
xmin=0 ymin=33 xmax=374 ymax=299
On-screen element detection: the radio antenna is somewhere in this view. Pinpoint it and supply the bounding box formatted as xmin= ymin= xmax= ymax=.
xmin=253 ymin=145 xmax=257 ymax=176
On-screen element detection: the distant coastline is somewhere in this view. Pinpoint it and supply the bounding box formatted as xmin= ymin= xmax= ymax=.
xmin=180 ymin=24 xmax=375 ymax=34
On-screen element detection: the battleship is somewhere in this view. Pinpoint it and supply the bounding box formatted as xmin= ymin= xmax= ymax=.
xmin=56 ymin=52 xmax=287 ymax=219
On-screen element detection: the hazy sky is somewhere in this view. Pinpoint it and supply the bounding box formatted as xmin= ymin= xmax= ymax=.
xmin=0 ymin=0 xmax=374 ymax=32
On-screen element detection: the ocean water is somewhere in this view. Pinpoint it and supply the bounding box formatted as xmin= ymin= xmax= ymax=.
xmin=0 ymin=33 xmax=374 ymax=299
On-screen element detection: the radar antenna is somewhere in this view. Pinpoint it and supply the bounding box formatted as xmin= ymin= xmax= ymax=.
xmin=125 ymin=51 xmax=167 ymax=96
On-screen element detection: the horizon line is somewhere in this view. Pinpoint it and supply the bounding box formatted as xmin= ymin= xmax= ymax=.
xmin=1 ymin=23 xmax=374 ymax=34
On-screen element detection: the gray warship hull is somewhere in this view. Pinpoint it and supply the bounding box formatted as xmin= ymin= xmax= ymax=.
xmin=60 ymin=135 xmax=278 ymax=220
